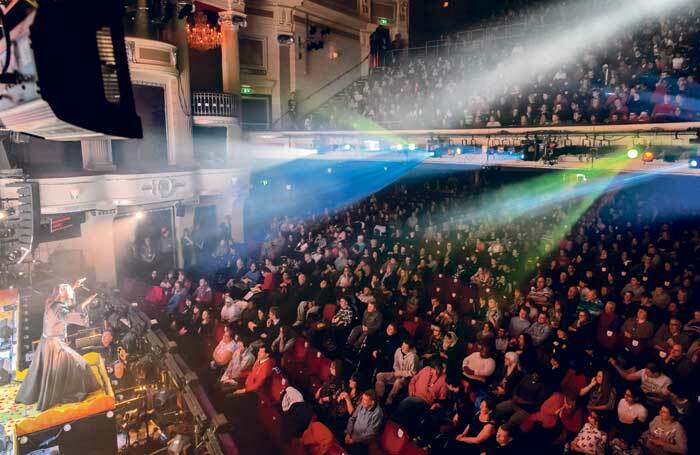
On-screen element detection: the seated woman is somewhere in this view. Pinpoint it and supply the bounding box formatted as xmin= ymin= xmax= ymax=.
xmin=315 ymin=360 xmax=344 ymax=416
xmin=578 ymin=369 xmax=616 ymax=412
xmin=437 ymin=399 xmax=496 ymax=454
xmin=610 ymin=388 xmax=647 ymax=452
xmin=198 ymin=309 xmax=215 ymax=337
xmin=641 ymin=404 xmax=688 ymax=455
xmin=435 ymin=302 xmax=459 ymax=331
xmin=522 ymin=391 xmax=584 ymax=441
xmin=570 ymin=411 xmax=607 ymax=455
xmin=489 ymin=351 xmax=522 ymax=400
xmin=328 ymin=375 xmax=361 ymax=438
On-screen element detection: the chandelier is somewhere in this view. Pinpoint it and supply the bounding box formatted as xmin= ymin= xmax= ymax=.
xmin=187 ymin=11 xmax=222 ymax=51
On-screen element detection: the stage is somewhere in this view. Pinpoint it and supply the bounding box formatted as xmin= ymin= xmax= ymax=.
xmin=0 ymin=352 xmax=116 ymax=454
xmin=0 ymin=381 xmax=39 ymax=437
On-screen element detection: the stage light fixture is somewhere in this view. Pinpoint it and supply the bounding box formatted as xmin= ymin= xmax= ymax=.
xmin=285 ymin=184 xmax=292 ymax=191
xmin=327 ymin=167 xmax=333 ymax=173
xmin=689 ymin=158 xmax=699 ymax=169
xmin=627 ymin=148 xmax=639 ymax=159
xmin=455 ymin=147 xmax=462 ymax=154
xmin=135 ymin=210 xmax=144 ymax=220
xmin=642 ymin=150 xmax=654 ymax=162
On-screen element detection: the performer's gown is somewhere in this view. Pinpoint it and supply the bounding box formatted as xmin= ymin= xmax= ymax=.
xmin=15 ymin=301 xmax=100 ymax=411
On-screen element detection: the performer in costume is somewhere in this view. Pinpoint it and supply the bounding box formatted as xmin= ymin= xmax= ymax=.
xmin=15 ymin=282 xmax=100 ymax=411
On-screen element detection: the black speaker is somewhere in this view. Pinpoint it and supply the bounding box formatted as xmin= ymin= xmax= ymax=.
xmin=29 ymin=0 xmax=142 ymax=139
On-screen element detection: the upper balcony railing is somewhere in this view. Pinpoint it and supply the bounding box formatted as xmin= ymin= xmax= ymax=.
xmin=192 ymin=92 xmax=240 ymax=118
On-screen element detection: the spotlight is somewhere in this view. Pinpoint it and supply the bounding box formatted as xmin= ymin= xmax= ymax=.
xmin=407 ymin=143 xmax=416 ymax=151
xmin=343 ymin=144 xmax=351 ymax=151
xmin=455 ymin=147 xmax=462 ymax=154
xmin=135 ymin=210 xmax=144 ymax=220
xmin=626 ymin=148 xmax=639 ymax=159
xmin=642 ymin=150 xmax=654 ymax=162
xmin=277 ymin=34 xmax=294 ymax=45
xmin=285 ymin=184 xmax=292 ymax=191
xmin=689 ymin=158 xmax=699 ymax=169
xmin=261 ymin=179 xmax=269 ymax=186
xmin=327 ymin=167 xmax=333 ymax=173
xmin=383 ymin=166 xmax=388 ymax=171
xmin=395 ymin=144 xmax=404 ymax=151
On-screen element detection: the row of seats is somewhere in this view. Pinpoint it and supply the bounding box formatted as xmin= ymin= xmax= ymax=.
xmin=275 ymin=337 xmax=427 ymax=455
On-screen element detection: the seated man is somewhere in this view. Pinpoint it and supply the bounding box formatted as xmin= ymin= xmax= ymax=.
xmin=239 ymin=263 xmax=262 ymax=289
xmin=220 ymin=296 xmax=247 ymax=324
xmin=347 ymin=300 xmax=383 ymax=350
xmin=609 ymin=359 xmax=671 ymax=406
xmin=462 ymin=344 xmax=496 ymax=385
xmin=494 ymin=371 xmax=550 ymax=431
xmin=219 ymin=337 xmax=255 ymax=392
xmin=211 ymin=326 xmax=237 ymax=368
xmin=194 ymin=278 xmax=213 ymax=308
xmin=524 ymin=313 xmax=552 ymax=347
xmin=345 ymin=390 xmax=384 ymax=454
xmin=375 ymin=339 xmax=418 ymax=405
xmin=294 ymin=298 xmax=321 ymax=327
xmin=232 ymin=343 xmax=275 ymax=395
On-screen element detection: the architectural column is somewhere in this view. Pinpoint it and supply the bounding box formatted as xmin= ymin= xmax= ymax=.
xmin=166 ymin=10 xmax=195 ymax=167
xmin=172 ymin=204 xmax=195 ymax=268
xmin=134 ymin=0 xmax=150 ymax=38
xmin=81 ymin=139 xmax=115 ymax=171
xmin=272 ymin=4 xmax=295 ymax=127
xmin=82 ymin=211 xmax=118 ymax=287
xmin=395 ymin=0 xmax=410 ymax=43
xmin=219 ymin=11 xmax=244 ymax=96
xmin=360 ymin=28 xmax=372 ymax=76
xmin=219 ymin=8 xmax=246 ymax=163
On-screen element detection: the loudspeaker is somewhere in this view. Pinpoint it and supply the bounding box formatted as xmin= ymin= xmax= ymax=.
xmin=28 ymin=0 xmax=143 ymax=139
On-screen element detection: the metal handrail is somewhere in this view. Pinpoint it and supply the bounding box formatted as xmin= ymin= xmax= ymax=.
xmin=383 ymin=21 xmax=541 ymax=67
xmin=270 ymin=53 xmax=371 ymax=130
xmin=192 ymin=92 xmax=240 ymax=117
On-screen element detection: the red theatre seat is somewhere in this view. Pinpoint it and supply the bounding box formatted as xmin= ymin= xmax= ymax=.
xmin=327 ymin=440 xmax=349 ymax=455
xmin=374 ymin=421 xmax=409 ymax=455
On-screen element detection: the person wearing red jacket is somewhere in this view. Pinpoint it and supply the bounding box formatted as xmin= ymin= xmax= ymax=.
xmin=233 ymin=344 xmax=275 ymax=395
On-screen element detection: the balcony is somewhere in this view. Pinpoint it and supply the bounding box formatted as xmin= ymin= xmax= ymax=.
xmin=192 ymin=92 xmax=240 ymax=127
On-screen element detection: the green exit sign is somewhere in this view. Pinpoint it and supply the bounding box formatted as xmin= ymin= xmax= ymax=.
xmin=377 ymin=18 xmax=389 ymax=26
xmin=241 ymin=86 xmax=254 ymax=95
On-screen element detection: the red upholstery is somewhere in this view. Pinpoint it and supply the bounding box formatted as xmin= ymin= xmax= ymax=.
xmin=327 ymin=440 xmax=348 ymax=455
xmin=308 ymin=357 xmax=333 ymax=394
xmin=322 ymin=303 xmax=338 ymax=322
xmin=400 ymin=442 xmax=427 ymax=455
xmin=379 ymin=421 xmax=409 ymax=455
xmin=257 ymin=401 xmax=282 ymax=444
xmin=213 ymin=291 xmax=225 ymax=309
xmin=282 ymin=338 xmax=310 ymax=380
xmin=402 ymin=320 xmax=418 ymax=337
xmin=213 ymin=321 xmax=226 ymax=343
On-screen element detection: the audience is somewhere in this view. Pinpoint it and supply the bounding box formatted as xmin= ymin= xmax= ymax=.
xmin=305 ymin=2 xmax=700 ymax=132
xmin=140 ymin=167 xmax=699 ymax=454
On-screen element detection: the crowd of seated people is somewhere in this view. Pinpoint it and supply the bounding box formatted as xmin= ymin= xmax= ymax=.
xmin=309 ymin=2 xmax=700 ymax=131
xmin=138 ymin=170 xmax=699 ymax=455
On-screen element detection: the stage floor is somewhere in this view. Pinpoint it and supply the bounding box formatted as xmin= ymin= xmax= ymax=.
xmin=0 ymin=381 xmax=39 ymax=437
